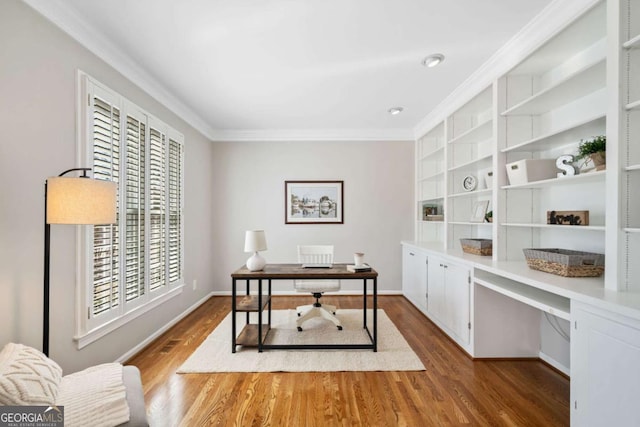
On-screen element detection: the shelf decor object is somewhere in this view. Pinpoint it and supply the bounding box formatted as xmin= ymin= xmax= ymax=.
xmin=470 ymin=200 xmax=489 ymax=223
xmin=285 ymin=180 xmax=344 ymax=224
xmin=576 ymin=135 xmax=606 ymax=171
xmin=244 ymin=230 xmax=268 ymax=271
xmin=556 ymin=154 xmax=577 ymax=177
xmin=462 ymin=175 xmax=477 ymax=191
xmin=460 ymin=238 xmax=492 ymax=256
xmin=505 ymin=159 xmax=558 ymax=185
xmin=523 ymin=248 xmax=604 ymax=277
xmin=547 ymin=210 xmax=589 ymax=225
xmin=45 ymin=168 xmax=117 ymax=356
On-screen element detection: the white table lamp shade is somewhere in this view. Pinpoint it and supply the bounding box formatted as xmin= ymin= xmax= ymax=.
xmin=244 ymin=230 xmax=267 ymax=271
xmin=244 ymin=230 xmax=267 ymax=252
xmin=47 ymin=177 xmax=117 ymax=224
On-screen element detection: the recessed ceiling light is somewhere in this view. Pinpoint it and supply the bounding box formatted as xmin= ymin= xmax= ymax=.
xmin=388 ymin=107 xmax=404 ymax=115
xmin=422 ymin=53 xmax=445 ymax=68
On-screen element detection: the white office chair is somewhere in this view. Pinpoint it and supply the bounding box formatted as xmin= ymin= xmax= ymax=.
xmin=294 ymin=245 xmax=342 ymax=331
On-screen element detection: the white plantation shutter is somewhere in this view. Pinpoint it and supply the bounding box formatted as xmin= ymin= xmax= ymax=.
xmin=80 ymin=74 xmax=185 ymax=336
xmin=91 ymin=95 xmax=120 ymax=317
xmin=124 ymin=112 xmax=146 ymax=303
xmin=148 ymin=127 xmax=166 ymax=292
xmin=168 ymin=137 xmax=183 ymax=284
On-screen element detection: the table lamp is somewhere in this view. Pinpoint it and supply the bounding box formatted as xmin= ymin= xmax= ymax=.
xmin=44 ymin=168 xmax=117 ymax=356
xmin=244 ymin=230 xmax=267 ymax=271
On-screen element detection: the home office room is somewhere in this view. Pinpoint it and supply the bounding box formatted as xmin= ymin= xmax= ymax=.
xmin=1 ymin=0 xmax=640 ymax=425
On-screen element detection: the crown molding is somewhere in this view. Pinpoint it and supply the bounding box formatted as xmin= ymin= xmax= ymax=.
xmin=22 ymin=0 xmax=218 ymax=141
xmin=209 ymin=128 xmax=415 ymax=142
xmin=413 ymin=0 xmax=601 ymax=139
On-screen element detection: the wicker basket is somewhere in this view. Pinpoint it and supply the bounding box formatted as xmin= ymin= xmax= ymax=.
xmin=460 ymin=239 xmax=492 ymax=256
xmin=523 ymin=248 xmax=604 ymax=277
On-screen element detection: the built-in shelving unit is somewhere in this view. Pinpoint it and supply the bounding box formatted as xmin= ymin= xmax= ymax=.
xmin=496 ymin=2 xmax=607 ymax=263
xmin=445 ymin=86 xmax=494 ymax=250
xmin=416 ymin=122 xmax=446 ymax=243
xmin=615 ymin=0 xmax=640 ymax=291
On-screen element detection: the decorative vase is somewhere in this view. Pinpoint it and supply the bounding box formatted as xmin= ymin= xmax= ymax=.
xmin=589 ymin=151 xmax=606 ymax=168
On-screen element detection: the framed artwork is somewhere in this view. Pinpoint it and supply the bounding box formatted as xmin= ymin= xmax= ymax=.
xmin=470 ymin=200 xmax=489 ymax=223
xmin=285 ymin=180 xmax=344 ymax=224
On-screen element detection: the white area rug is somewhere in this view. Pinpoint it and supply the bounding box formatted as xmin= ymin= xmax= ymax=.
xmin=177 ymin=309 xmax=425 ymax=373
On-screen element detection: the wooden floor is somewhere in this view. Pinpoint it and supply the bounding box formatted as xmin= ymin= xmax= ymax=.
xmin=127 ymin=296 xmax=569 ymax=426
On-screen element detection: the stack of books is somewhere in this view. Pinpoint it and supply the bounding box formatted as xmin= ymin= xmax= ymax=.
xmin=347 ymin=264 xmax=372 ymax=272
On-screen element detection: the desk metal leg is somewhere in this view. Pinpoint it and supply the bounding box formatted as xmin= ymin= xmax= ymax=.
xmin=373 ymin=276 xmax=377 ymax=352
xmin=232 ymin=278 xmax=237 ymax=353
xmin=258 ymin=279 xmax=263 ymax=352
xmin=363 ymin=278 xmax=367 ymax=329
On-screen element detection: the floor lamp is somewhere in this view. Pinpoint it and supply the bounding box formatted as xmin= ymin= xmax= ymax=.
xmin=44 ymin=168 xmax=117 ymax=356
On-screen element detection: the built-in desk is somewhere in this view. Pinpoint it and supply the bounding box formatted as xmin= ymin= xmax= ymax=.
xmin=231 ymin=264 xmax=378 ymax=352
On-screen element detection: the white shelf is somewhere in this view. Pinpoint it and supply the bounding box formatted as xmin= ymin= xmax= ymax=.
xmin=501 ymin=223 xmax=605 ymax=231
xmin=419 ymin=146 xmax=444 ymax=160
xmin=418 ymin=171 xmax=445 ymax=182
xmin=448 ymin=188 xmax=492 ymax=199
xmin=501 ymin=114 xmax=605 ymax=153
xmin=626 ymin=99 xmax=640 ymax=111
xmin=502 ymin=59 xmax=605 ymax=116
xmin=448 ymin=118 xmax=492 ymax=145
xmin=448 ymin=153 xmax=492 ymax=172
xmin=625 ymin=164 xmax=640 ymax=172
xmin=450 ymin=221 xmax=492 ymax=226
xmin=474 ymin=274 xmax=570 ymax=320
xmin=419 ymin=196 xmax=445 ymax=203
xmin=624 ymin=228 xmax=640 ymax=234
xmin=502 ymin=170 xmax=606 ymax=189
xmin=623 ymin=33 xmax=640 ymax=49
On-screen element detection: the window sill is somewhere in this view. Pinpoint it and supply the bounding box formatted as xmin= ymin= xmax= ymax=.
xmin=74 ymin=284 xmax=184 ymax=349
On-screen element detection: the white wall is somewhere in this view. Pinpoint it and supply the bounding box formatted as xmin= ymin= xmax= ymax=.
xmin=209 ymin=140 xmax=414 ymax=294
xmin=0 ymin=0 xmax=216 ymax=373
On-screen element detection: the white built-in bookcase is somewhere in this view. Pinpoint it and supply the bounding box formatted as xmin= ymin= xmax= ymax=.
xmin=414 ymin=0 xmax=640 ymax=292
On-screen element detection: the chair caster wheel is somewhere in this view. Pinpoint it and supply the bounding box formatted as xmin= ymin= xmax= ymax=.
xmin=297 ymin=326 xmax=303 ymax=331
xmin=332 ymin=312 xmax=336 ymax=315
xmin=297 ymin=313 xmax=301 ymax=317
xmin=337 ymin=326 xmax=343 ymax=331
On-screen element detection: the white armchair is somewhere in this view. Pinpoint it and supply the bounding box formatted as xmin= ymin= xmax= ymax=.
xmin=294 ymin=245 xmax=342 ymax=331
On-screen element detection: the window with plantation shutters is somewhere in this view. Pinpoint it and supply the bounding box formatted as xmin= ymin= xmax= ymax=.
xmin=79 ymin=74 xmax=184 ymax=338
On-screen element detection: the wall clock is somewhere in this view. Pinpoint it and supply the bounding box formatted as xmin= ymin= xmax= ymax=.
xmin=462 ymin=175 xmax=477 ymax=192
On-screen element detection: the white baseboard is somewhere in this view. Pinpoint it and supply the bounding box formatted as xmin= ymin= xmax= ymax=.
xmin=539 ymin=350 xmax=570 ymax=377
xmin=116 ymin=292 xmax=214 ymax=363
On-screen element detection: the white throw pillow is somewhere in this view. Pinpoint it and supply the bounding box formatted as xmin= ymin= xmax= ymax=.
xmin=0 ymin=342 xmax=63 ymax=405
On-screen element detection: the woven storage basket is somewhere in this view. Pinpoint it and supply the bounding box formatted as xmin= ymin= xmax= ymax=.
xmin=523 ymin=248 xmax=604 ymax=277
xmin=460 ymin=239 xmax=492 ymax=256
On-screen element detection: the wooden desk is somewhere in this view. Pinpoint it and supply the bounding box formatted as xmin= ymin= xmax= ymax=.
xmin=231 ymin=264 xmax=378 ymax=352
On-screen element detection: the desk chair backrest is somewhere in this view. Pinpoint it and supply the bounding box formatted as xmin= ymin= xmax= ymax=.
xmin=295 ymin=245 xmax=340 ymax=292
xmin=298 ymin=245 xmax=334 ymax=265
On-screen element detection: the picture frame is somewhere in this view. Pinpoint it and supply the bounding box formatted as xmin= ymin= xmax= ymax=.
xmin=470 ymin=200 xmax=489 ymax=223
xmin=285 ymin=180 xmax=344 ymax=224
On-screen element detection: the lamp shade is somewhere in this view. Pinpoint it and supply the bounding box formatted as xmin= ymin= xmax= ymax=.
xmin=47 ymin=177 xmax=117 ymax=224
xmin=244 ymin=230 xmax=267 ymax=252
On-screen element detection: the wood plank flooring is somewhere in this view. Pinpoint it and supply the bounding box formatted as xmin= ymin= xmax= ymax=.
xmin=126 ymin=296 xmax=569 ymax=426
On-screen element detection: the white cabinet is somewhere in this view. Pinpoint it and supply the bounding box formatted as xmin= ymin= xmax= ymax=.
xmin=427 ymin=254 xmax=471 ymax=347
xmin=402 ymin=246 xmax=427 ymax=312
xmin=571 ymin=301 xmax=640 ymax=426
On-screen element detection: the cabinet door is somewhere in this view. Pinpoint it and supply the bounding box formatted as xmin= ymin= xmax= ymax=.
xmin=444 ymin=261 xmax=471 ymax=345
xmin=427 ymin=255 xmax=446 ymax=323
xmin=571 ymin=302 xmax=640 ymax=426
xmin=402 ymin=246 xmax=427 ymax=311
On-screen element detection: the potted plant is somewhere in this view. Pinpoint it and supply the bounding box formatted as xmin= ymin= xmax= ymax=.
xmin=484 ymin=210 xmax=493 ymax=223
xmin=577 ymin=135 xmax=606 ymax=169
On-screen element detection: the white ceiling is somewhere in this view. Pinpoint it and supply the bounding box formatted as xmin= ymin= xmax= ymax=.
xmin=27 ymin=0 xmax=555 ymax=140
